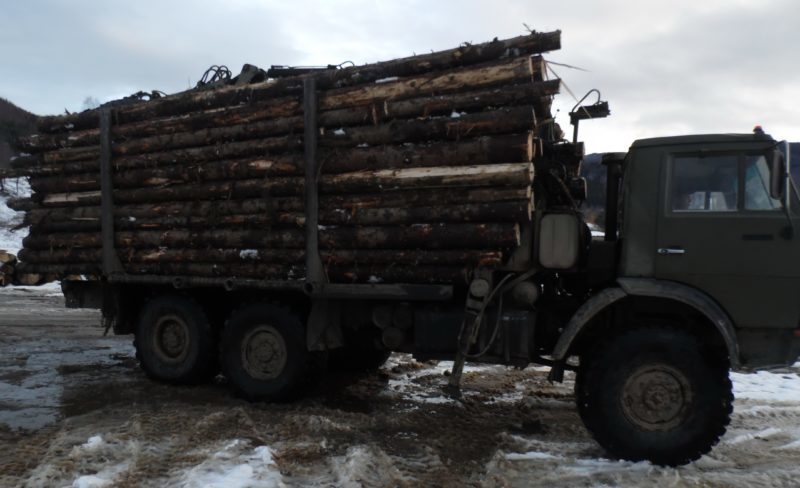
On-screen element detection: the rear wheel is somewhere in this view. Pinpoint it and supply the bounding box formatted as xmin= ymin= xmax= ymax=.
xmin=134 ymin=294 xmax=219 ymax=384
xmin=575 ymin=325 xmax=733 ymax=466
xmin=221 ymin=304 xmax=324 ymax=402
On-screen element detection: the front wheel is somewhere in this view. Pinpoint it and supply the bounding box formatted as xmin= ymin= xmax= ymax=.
xmin=221 ymin=304 xmax=324 ymax=402
xmin=575 ymin=325 xmax=733 ymax=466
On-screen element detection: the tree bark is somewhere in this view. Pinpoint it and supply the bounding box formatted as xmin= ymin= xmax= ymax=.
xmin=30 ymin=105 xmax=536 ymax=165
xmin=18 ymin=248 xmax=502 ymax=267
xmin=19 ymin=77 xmax=557 ymax=156
xmin=18 ymin=132 xmax=535 ymax=179
xmin=21 ymin=186 xmax=531 ymax=224
xmin=22 ymin=223 xmax=521 ymax=250
xmin=36 ymin=31 xmax=560 ymax=133
xmin=29 ymin=163 xmax=532 ymax=207
xmin=16 ymin=261 xmax=474 ymax=284
xmin=27 ymin=200 xmax=531 ymax=233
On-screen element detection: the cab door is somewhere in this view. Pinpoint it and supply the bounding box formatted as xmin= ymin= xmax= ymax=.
xmin=655 ymin=151 xmax=800 ymax=331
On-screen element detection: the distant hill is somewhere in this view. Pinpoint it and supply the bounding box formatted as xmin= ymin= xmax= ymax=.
xmin=0 ymin=98 xmax=36 ymax=169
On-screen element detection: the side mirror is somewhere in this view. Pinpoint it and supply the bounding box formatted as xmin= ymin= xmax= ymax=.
xmin=769 ymin=148 xmax=786 ymax=200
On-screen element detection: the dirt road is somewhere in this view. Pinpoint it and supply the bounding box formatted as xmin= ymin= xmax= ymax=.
xmin=2 ymin=287 xmax=800 ymax=487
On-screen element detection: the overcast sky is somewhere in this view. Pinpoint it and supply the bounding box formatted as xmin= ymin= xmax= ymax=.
xmin=1 ymin=0 xmax=797 ymax=152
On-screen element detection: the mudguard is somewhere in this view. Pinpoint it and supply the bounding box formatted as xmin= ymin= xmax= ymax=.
xmin=549 ymin=278 xmax=740 ymax=381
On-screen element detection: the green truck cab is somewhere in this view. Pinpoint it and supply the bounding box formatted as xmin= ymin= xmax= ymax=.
xmin=547 ymin=131 xmax=799 ymax=465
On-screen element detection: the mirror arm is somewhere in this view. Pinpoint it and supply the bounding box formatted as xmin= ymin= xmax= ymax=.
xmin=781 ymin=141 xmax=795 ymax=240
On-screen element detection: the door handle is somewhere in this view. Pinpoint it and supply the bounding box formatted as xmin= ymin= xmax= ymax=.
xmin=657 ymin=247 xmax=686 ymax=255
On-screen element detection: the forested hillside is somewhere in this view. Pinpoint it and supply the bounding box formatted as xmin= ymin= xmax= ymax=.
xmin=0 ymin=98 xmax=36 ymax=169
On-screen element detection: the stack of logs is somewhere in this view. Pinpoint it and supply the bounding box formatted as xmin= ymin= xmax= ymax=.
xmin=5 ymin=31 xmax=562 ymax=285
xmin=0 ymin=250 xmax=16 ymax=286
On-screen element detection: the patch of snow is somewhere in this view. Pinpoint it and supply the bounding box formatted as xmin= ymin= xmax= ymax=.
xmin=239 ymin=249 xmax=259 ymax=260
xmin=374 ymin=76 xmax=399 ymax=84
xmin=72 ymin=474 xmax=110 ymax=488
xmin=177 ymin=440 xmax=284 ymax=488
xmin=82 ymin=435 xmax=105 ymax=451
xmin=329 ymin=445 xmax=407 ymax=487
xmin=333 ymin=128 xmax=346 ymax=136
xmin=505 ymin=451 xmax=562 ymax=461
xmin=0 ymin=177 xmax=31 ymax=254
xmin=367 ymin=275 xmax=383 ymax=284
xmin=357 ymin=143 xmax=370 ymax=148
xmin=725 ymin=427 xmax=783 ymax=445
xmin=777 ymin=438 xmax=800 ymax=450
xmin=732 ymin=370 xmax=800 ymax=402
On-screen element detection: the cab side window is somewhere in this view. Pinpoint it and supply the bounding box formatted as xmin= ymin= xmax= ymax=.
xmin=744 ymin=155 xmax=782 ymax=211
xmin=671 ymin=155 xmax=738 ymax=212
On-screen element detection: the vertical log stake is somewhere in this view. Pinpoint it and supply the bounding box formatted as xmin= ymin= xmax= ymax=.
xmin=99 ymin=108 xmax=124 ymax=275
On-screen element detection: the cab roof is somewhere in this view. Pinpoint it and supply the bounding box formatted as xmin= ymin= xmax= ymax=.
xmin=631 ymin=133 xmax=775 ymax=149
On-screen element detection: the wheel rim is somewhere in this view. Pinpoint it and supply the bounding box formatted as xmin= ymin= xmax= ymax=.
xmin=153 ymin=314 xmax=190 ymax=364
xmin=621 ymin=364 xmax=693 ymax=432
xmin=241 ymin=324 xmax=288 ymax=380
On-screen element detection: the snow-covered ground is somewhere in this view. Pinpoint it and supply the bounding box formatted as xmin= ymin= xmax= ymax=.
xmin=0 ymin=176 xmax=29 ymax=254
xmin=2 ymin=290 xmax=800 ymax=488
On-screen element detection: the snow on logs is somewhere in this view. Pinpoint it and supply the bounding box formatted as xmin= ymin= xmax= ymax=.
xmin=8 ymin=31 xmax=562 ymax=284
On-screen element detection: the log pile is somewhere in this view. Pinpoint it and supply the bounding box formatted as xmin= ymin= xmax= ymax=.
xmin=0 ymin=251 xmax=16 ymax=286
xmin=5 ymin=31 xmax=563 ymax=285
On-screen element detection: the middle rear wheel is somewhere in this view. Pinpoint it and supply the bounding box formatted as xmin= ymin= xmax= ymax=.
xmin=221 ymin=303 xmax=324 ymax=402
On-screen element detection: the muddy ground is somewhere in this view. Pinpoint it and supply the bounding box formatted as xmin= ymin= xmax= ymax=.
xmin=2 ymin=287 xmax=800 ymax=487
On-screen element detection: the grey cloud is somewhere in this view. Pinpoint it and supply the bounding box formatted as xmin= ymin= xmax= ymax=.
xmin=0 ymin=0 xmax=797 ymax=153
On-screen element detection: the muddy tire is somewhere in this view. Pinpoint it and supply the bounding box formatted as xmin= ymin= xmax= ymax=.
xmin=221 ymin=304 xmax=323 ymax=402
xmin=134 ymin=294 xmax=219 ymax=384
xmin=575 ymin=325 xmax=733 ymax=466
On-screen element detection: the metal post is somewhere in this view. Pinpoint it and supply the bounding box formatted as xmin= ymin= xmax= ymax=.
xmin=303 ymin=77 xmax=324 ymax=284
xmin=99 ymin=108 xmax=124 ymax=275
xmin=302 ymin=76 xmax=338 ymax=350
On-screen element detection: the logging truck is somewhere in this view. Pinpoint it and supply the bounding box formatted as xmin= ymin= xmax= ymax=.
xmin=5 ymin=31 xmax=799 ymax=466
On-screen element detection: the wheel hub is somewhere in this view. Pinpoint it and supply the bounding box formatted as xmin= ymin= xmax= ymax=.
xmin=621 ymin=364 xmax=692 ymax=431
xmin=241 ymin=325 xmax=287 ymax=380
xmin=153 ymin=314 xmax=190 ymax=363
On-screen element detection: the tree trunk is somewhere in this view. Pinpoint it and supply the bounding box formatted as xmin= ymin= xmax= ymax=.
xmin=35 ymin=31 xmax=560 ymax=133
xmin=29 ymin=163 xmax=532 ymax=207
xmin=27 ymin=200 xmax=531 ymax=233
xmin=20 ymin=77 xmax=558 ymax=156
xmin=17 ymin=261 xmax=473 ymax=284
xmin=18 ymin=248 xmax=502 ymax=267
xmin=18 ymin=132 xmax=535 ymax=179
xmin=21 ymin=186 xmax=531 ymax=224
xmin=31 ymin=105 xmax=536 ymax=165
xmin=22 ymin=223 xmax=521 ymax=250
